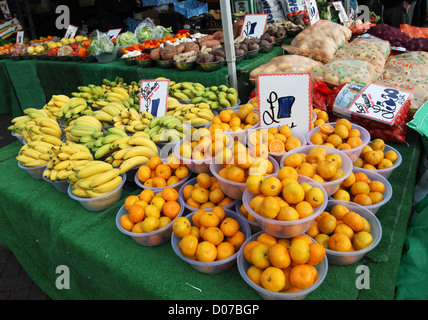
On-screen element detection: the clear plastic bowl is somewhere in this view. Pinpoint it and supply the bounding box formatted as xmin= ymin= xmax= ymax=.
xmin=242 ymin=175 xmax=328 ymax=238
xmin=280 ymin=145 xmax=353 ymax=196
xmin=318 ymin=200 xmax=382 ymax=265
xmin=115 ymin=197 xmax=184 ymax=246
xmin=11 ymin=132 xmax=26 ymax=144
xmin=307 ymin=122 xmax=370 ymax=163
xmin=67 ymin=173 xmax=126 ymax=211
xmin=210 ymin=156 xmax=280 ymax=200
xmin=247 ymin=127 xmax=308 ymax=165
xmin=18 ymin=161 xmax=47 ymax=180
xmin=94 ymin=48 xmax=118 ymax=64
xmin=134 ymin=165 xmax=191 ymax=194
xmin=237 ymin=231 xmax=328 ymax=300
xmin=206 ymin=121 xmax=258 ymax=146
xmin=354 ymin=144 xmax=402 ymax=179
xmin=178 ymin=177 xmax=237 ymax=212
xmin=235 ymin=200 xmax=261 ymax=233
xmin=170 ymin=209 xmax=251 ymax=274
xmin=42 ymin=169 xmax=69 ymax=193
xmin=334 ymin=167 xmax=393 ymax=214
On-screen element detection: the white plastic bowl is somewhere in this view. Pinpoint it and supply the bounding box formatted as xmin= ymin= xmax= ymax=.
xmin=235 ymin=200 xmax=261 ymax=233
xmin=178 ymin=177 xmax=237 ymax=212
xmin=355 ymin=144 xmax=402 ymax=179
xmin=210 ymin=156 xmax=280 ymax=200
xmin=317 ymin=200 xmax=382 ymax=265
xmin=42 ymin=169 xmax=69 ymax=193
xmin=242 ymin=175 xmax=328 ymax=238
xmin=67 ymin=173 xmax=126 ymax=211
xmin=11 ymin=132 xmax=26 ymax=144
xmin=18 ymin=161 xmax=47 ymax=180
xmin=280 ymin=145 xmax=353 ymax=196
xmin=307 ymin=122 xmax=370 ymax=163
xmin=115 ymin=197 xmax=184 ymax=246
xmin=237 ymin=231 xmax=328 ymax=300
xmin=171 ymin=209 xmax=251 ymax=274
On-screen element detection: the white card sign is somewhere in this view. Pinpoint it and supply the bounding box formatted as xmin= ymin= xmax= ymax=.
xmin=305 ymin=0 xmax=320 ymax=25
xmin=107 ymin=28 xmax=122 ymax=40
xmin=332 ymin=1 xmax=349 ymax=23
xmin=257 ymin=73 xmax=312 ymax=136
xmin=16 ymin=30 xmax=24 ymax=45
xmin=347 ymin=83 xmax=412 ymax=125
xmin=140 ymin=79 xmax=169 ymax=118
xmin=240 ymin=14 xmax=268 ymax=38
xmin=64 ymin=25 xmax=78 ymax=39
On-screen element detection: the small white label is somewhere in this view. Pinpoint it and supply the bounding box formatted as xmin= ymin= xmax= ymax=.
xmin=139 ymin=79 xmax=169 ymax=117
xmin=16 ymin=30 xmax=24 ymax=44
xmin=106 ymin=28 xmax=122 ymax=40
xmin=64 ymin=24 xmax=78 ymax=38
xmin=332 ymin=1 xmax=349 ymax=23
xmin=240 ymin=14 xmax=268 ymax=38
xmin=305 ymin=0 xmax=320 ymax=25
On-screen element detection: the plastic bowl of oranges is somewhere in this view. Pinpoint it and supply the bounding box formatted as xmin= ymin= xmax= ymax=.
xmin=280 ymin=145 xmax=353 ymax=196
xmin=116 ymin=189 xmax=185 ymax=246
xmin=352 ymin=141 xmax=402 ymax=179
xmin=237 ymin=231 xmax=328 ymax=300
xmin=242 ymin=175 xmax=328 ymax=238
xmin=235 ymin=201 xmax=262 ymax=233
xmin=178 ymin=175 xmax=237 ymax=212
xmin=247 ymin=126 xmax=307 ymax=165
xmin=171 ymin=207 xmax=251 ymax=274
xmin=311 ymin=200 xmax=382 ymax=265
xmin=307 ymin=120 xmax=370 ymax=163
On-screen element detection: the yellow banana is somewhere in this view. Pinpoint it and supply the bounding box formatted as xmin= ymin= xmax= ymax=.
xmin=23 ymin=159 xmax=48 ymax=167
xmin=91 ymin=175 xmax=123 ymax=193
xmin=69 ymin=152 xmax=94 ymax=161
xmin=119 ymin=155 xmax=149 ymax=174
xmin=71 ymin=185 xmax=90 ymax=198
xmin=89 ymin=168 xmax=121 ymax=188
xmin=122 ymin=146 xmax=157 ymax=160
xmin=75 ymin=162 xmax=113 ymax=179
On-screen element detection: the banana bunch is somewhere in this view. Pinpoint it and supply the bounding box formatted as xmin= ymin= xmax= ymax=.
xmin=144 ymin=114 xmax=184 ymax=143
xmin=112 ymin=107 xmax=152 ymax=133
xmin=71 ymin=84 xmax=106 ymax=104
xmin=169 ymin=81 xmax=206 ymax=100
xmin=105 ymin=132 xmax=159 ymax=174
xmin=191 ymin=85 xmax=239 ymax=109
xmin=42 ymin=95 xmax=71 ymax=119
xmin=16 ymin=134 xmax=64 ymax=167
xmin=8 ymin=107 xmax=47 ymax=135
xmin=166 ymin=98 xmax=215 ymax=126
xmin=56 ymin=97 xmax=93 ymax=126
xmin=68 ymin=160 xmax=123 ymax=198
xmin=63 ymin=115 xmax=103 ymax=144
xmin=88 ymin=127 xmax=129 ymax=159
xmin=92 ymin=102 xmax=127 ymax=126
xmin=43 ymin=142 xmax=94 ymax=182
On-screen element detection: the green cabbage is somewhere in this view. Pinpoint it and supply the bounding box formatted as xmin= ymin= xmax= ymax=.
xmin=116 ymin=31 xmax=136 ymax=47
xmin=136 ymin=27 xmax=153 ymax=43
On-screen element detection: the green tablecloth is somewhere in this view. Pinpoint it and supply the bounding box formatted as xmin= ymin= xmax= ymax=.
xmin=0 ymin=128 xmax=421 ymax=300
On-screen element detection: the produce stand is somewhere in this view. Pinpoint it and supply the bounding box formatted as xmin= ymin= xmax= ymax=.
xmin=0 ymin=128 xmax=421 ymax=300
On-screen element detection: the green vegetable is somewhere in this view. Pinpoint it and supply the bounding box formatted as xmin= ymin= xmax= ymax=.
xmin=88 ymin=35 xmax=114 ymax=55
xmin=136 ymin=27 xmax=153 ymax=42
xmin=155 ymin=26 xmax=172 ymax=39
xmin=116 ymin=31 xmax=136 ymax=47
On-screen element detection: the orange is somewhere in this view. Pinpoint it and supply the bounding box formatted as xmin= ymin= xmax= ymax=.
xmin=163 ymin=187 xmax=179 ymax=201
xmin=342 ymin=211 xmax=365 ymax=232
xmin=172 ymin=216 xmax=192 ymax=237
xmin=203 ymin=227 xmax=224 ymax=245
xmin=307 ymin=242 xmax=326 ymax=265
xmin=352 ymin=231 xmax=373 ymax=250
xmin=306 ymin=220 xmax=320 ymax=238
xmin=354 ymin=172 xmax=370 ymax=183
xmin=269 ymin=139 xmax=285 ymax=153
xmin=289 ymin=238 xmax=310 ymax=264
xmin=120 ymin=214 xmax=134 ymax=231
xmin=174 ymin=166 xmax=189 ymax=180
xmin=125 ymin=195 xmax=141 ymax=211
xmin=178 ymin=234 xmax=199 ymax=258
xmin=128 ymin=204 xmax=145 ymax=223
xmin=152 ymin=176 xmax=166 ymax=188
xmin=289 ymin=264 xmax=317 ymax=289
xmin=247 ymin=265 xmax=263 ymax=286
xmin=209 ymin=188 xmax=225 ymax=204
xmin=220 ymin=217 xmax=240 ymax=237
xmin=151 ymin=196 xmax=165 ymax=211
xmin=296 ymin=162 xmax=315 ymax=178
xmin=260 ymin=176 xmax=282 ymax=197
xmin=279 ymin=125 xmax=292 ymax=138
xmin=147 ymin=156 xmax=162 ymax=170
xmin=305 ymin=187 xmax=325 ymax=208
xmin=196 ymin=241 xmax=217 ymax=262
xmin=182 ymin=184 xmax=194 ymax=200
xmin=378 ymin=158 xmax=393 ymax=169
xmin=341 ymin=172 xmax=356 ymax=188
xmin=269 ymin=243 xmax=291 ymax=269
xmin=314 ymin=233 xmax=330 ymax=248
xmin=295 ymin=201 xmax=314 ymax=219
xmin=211 ymin=206 xmax=226 ymax=223
xmin=316 ymin=160 xmax=337 ymax=179
xmin=199 ymin=211 xmax=220 ymax=228
xmin=283 ymin=153 xmax=303 ymax=168
xmin=332 ymin=189 xmax=351 ymax=202
xmin=259 ymin=196 xmax=281 ymax=219
xmin=257 ymin=232 xmax=277 ymax=247
xmin=249 ymin=195 xmax=265 ymax=214
xmin=278 ymin=166 xmax=298 ymax=181
xmin=197 ymin=173 xmax=212 ymax=189
xmin=131 ymin=221 xmax=144 ymax=233
xmin=244 ymin=240 xmax=261 ymax=263
xmin=139 ymin=189 xmax=155 ymax=203
xmin=336 ymin=118 xmax=352 ymax=130
xmin=282 ymin=182 xmax=305 ymax=204
xmin=334 ymin=124 xmax=349 ymax=140
xmin=318 ymin=214 xmax=337 ymax=235
xmin=191 ymin=210 xmax=205 ymax=228
xmin=319 ymin=123 xmax=335 ymax=135
xmin=155 ymin=164 xmax=172 ymax=180
xmin=353 ymin=193 xmax=373 ymax=206
xmin=219 ymin=110 xmax=232 ymax=123
xmin=251 ymin=243 xmax=271 ymax=269
xmin=369 ymin=180 xmax=385 ymax=193
xmin=144 ymin=204 xmax=161 ymax=219
xmin=226 ymin=230 xmax=245 ymax=251
xmin=277 ymin=206 xmax=300 ymax=221
xmin=167 ymin=176 xmax=180 ymax=186
xmin=350 ymin=181 xmax=370 ymax=196
xmin=225 ymin=165 xmax=246 ymax=183
xmin=163 ymin=201 xmax=181 ymax=219
xmin=384 ymin=150 xmax=398 ymax=163
xmin=261 ymin=266 xmax=286 ymax=292
xmin=191 ymin=187 xmax=209 ymax=204
xmin=330 ymin=204 xmax=350 ymax=220
xmin=137 ymin=165 xmax=151 ymax=182
xmin=141 ymin=216 xmax=160 ymax=232
xmin=328 ymin=233 xmax=352 ymax=252
xmin=370 ymin=138 xmax=385 ymax=152
xmin=159 ymin=216 xmax=172 ymax=229
xmin=310 ymin=132 xmax=325 ymax=145
xmin=368 ymin=191 xmax=384 ymax=204
xmin=246 ymin=174 xmax=265 ymax=194
xmin=166 ymin=153 xmax=181 ymax=170
xmin=216 ymin=241 xmax=236 ymax=261
xmin=334 ymin=223 xmax=354 ymax=239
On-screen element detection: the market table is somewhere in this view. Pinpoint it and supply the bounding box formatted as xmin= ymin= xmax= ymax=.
xmin=0 ymin=127 xmax=421 ymax=300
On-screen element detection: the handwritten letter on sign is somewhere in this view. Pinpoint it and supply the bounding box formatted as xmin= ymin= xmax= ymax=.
xmin=240 ymin=14 xmax=268 ymax=38
xmin=347 ymin=83 xmax=412 ymax=125
xmin=140 ymin=79 xmax=169 ymax=118
xmin=257 ymin=73 xmax=312 ymax=136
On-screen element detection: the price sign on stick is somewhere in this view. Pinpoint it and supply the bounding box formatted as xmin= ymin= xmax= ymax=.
xmin=107 ymin=28 xmax=121 ymax=40
xmin=140 ymin=79 xmax=169 ymax=118
xmin=332 ymin=1 xmax=349 ymax=23
xmin=64 ymin=25 xmax=78 ymax=39
xmin=305 ymin=0 xmax=320 ymax=25
xmin=257 ymin=73 xmax=312 ymax=137
xmin=16 ymin=31 xmax=24 ymax=45
xmin=347 ymin=83 xmax=412 ymax=125
xmin=240 ymin=14 xmax=268 ymax=38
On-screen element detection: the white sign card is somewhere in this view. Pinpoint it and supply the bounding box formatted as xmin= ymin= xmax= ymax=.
xmin=139 ymin=79 xmax=169 ymax=118
xmin=257 ymin=73 xmax=312 ymax=136
xmin=240 ymin=14 xmax=268 ymax=38
xmin=16 ymin=30 xmax=24 ymax=45
xmin=347 ymin=83 xmax=412 ymax=125
xmin=305 ymin=0 xmax=320 ymax=25
xmin=64 ymin=25 xmax=78 ymax=39
xmin=332 ymin=1 xmax=349 ymax=23
xmin=107 ymin=28 xmax=122 ymax=40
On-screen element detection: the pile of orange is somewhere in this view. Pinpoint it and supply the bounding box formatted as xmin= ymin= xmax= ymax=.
xmin=178 ymin=127 xmax=231 ymax=160
xmin=331 ymin=171 xmax=386 ymax=206
xmin=207 ymin=104 xmax=258 ymax=133
xmin=245 ymin=174 xmax=325 ymax=221
xmin=310 ymin=118 xmax=364 ymax=151
xmin=119 ymin=187 xmax=182 ymax=233
xmin=137 ymin=154 xmax=189 ymax=188
xmin=247 ymin=125 xmax=302 ymax=154
xmin=312 ymin=109 xmax=330 ymax=128
xmin=172 ymin=207 xmax=246 ymax=262
xmin=307 ymin=203 xmax=374 ymax=251
xmin=353 ymin=138 xmax=398 ymax=170
xmin=282 ymin=146 xmax=347 ymax=184
xmin=244 ymin=233 xmax=325 ymax=293
xmin=181 ymin=173 xmax=234 ymax=209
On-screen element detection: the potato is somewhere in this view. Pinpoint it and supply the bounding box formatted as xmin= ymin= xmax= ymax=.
xmin=150 ymin=48 xmax=161 ymax=61
xmin=161 ymin=46 xmax=178 ymax=60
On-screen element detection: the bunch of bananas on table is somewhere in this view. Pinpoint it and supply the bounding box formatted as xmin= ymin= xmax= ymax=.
xmin=89 ymin=127 xmax=129 ymax=159
xmin=144 ymin=114 xmax=184 ymax=143
xmin=166 ymin=97 xmax=215 ymax=126
xmin=56 ymin=97 xmax=94 ymax=126
xmin=63 ymin=115 xmax=103 ymax=144
xmin=191 ymin=85 xmax=239 ymax=109
xmin=92 ymin=102 xmax=128 ymax=126
xmin=169 ymin=81 xmax=206 ymax=100
xmin=42 ymin=95 xmax=71 ymax=119
xmin=16 ymin=133 xmax=64 ymax=168
xmin=111 ymin=107 xmax=152 ymax=134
